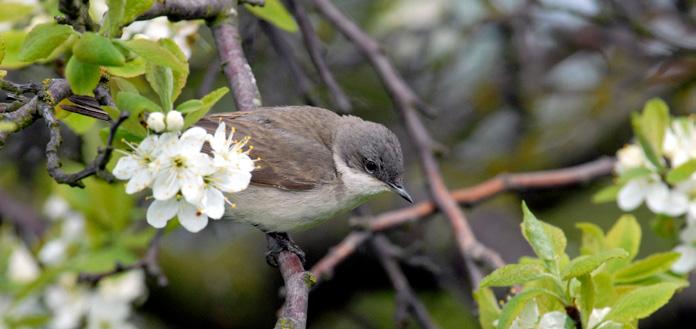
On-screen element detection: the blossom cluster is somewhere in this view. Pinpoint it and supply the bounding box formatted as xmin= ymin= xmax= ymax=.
xmin=614 ymin=116 xmax=696 ymax=273
xmin=501 ymin=301 xmax=618 ymax=329
xmin=1 ymin=196 xmax=147 ymax=329
xmin=113 ymin=110 xmax=254 ymax=232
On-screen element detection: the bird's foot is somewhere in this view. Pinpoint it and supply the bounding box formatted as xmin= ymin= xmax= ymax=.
xmin=265 ymin=232 xmax=306 ymax=267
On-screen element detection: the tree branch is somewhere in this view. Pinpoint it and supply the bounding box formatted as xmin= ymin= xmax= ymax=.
xmin=285 ymin=0 xmax=351 ymax=113
xmin=138 ymin=0 xmax=231 ymax=21
xmin=78 ymin=229 xmax=168 ymax=286
xmin=311 ymin=157 xmax=615 ymax=284
xmin=274 ymin=251 xmax=315 ymax=329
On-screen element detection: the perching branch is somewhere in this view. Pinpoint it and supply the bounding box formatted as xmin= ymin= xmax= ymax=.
xmin=312 ymin=157 xmax=615 ymax=283
xmin=138 ymin=0 xmax=231 ymax=21
xmin=274 ymin=252 xmax=315 ymax=329
xmin=310 ymin=0 xmax=503 ymax=279
xmin=284 ymin=0 xmax=351 ymax=113
xmin=78 ymin=229 xmax=168 ymax=286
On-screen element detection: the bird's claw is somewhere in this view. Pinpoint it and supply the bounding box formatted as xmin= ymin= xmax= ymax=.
xmin=265 ymin=232 xmax=306 ymax=267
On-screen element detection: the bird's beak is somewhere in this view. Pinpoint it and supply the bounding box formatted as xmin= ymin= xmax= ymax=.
xmin=389 ymin=183 xmax=413 ymax=203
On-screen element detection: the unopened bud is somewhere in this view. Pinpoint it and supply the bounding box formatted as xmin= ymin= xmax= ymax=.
xmin=166 ymin=111 xmax=184 ymax=131
xmin=146 ymin=112 xmax=165 ymax=133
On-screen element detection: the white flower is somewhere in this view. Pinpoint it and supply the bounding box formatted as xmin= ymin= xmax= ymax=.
xmin=615 ymin=144 xmax=649 ymax=173
xmin=146 ymin=112 xmax=166 ymax=132
xmin=586 ymin=307 xmax=623 ymax=329
xmin=672 ymin=244 xmax=696 ymax=273
xmin=39 ymin=240 xmax=67 ymax=265
xmin=152 ymin=128 xmax=214 ymax=204
xmin=86 ymin=296 xmax=135 ymax=329
xmin=537 ymin=312 xmax=568 ymax=329
xmin=663 ymin=119 xmax=696 ymax=167
xmin=617 ymin=178 xmax=688 ymax=216
xmin=114 ymin=135 xmax=163 ymax=194
xmin=146 ymin=195 xmax=208 ymax=232
xmin=97 ymin=270 xmax=145 ymax=303
xmin=508 ymin=301 xmax=570 ymax=329
xmin=208 ymin=122 xmax=255 ymax=174
xmin=45 ymin=275 xmax=90 ymax=329
xmin=43 ymin=195 xmax=70 ymax=221
xmin=7 ymin=245 xmax=39 ymax=283
xmin=166 ymin=110 xmax=184 ymax=131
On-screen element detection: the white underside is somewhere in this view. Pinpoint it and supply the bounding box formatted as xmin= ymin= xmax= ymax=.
xmin=222 ymin=154 xmax=389 ymax=232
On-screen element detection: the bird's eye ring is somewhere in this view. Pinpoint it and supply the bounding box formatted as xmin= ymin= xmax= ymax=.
xmin=364 ymin=160 xmax=378 ymax=173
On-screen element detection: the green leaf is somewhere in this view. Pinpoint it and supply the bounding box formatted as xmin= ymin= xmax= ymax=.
xmin=497 ymin=289 xmax=549 ymax=329
xmin=576 ymin=222 xmax=606 ymax=256
xmin=105 ymin=57 xmax=146 ymax=77
xmin=145 ymin=64 xmax=174 ymax=111
xmin=593 ymin=185 xmax=620 ymax=204
xmin=640 ymin=98 xmax=670 ymax=157
xmin=103 ymin=0 xmax=125 ymax=37
xmin=61 ymin=113 xmax=97 ymax=134
xmin=650 ymin=215 xmax=678 ymax=239
xmin=183 ymin=87 xmax=229 ymax=128
xmin=614 ymin=252 xmax=681 ymax=284
xmin=122 ymin=0 xmax=154 ymax=25
xmin=617 ymin=167 xmax=653 ymax=184
xmin=480 ymin=263 xmax=546 ymax=288
xmin=115 ymin=91 xmax=162 ymax=137
xmin=0 ymin=31 xmax=28 ymax=68
xmin=73 ymin=32 xmax=125 ymax=66
xmin=65 ymin=56 xmax=100 ymax=96
xmin=605 ymin=215 xmax=641 ymax=263
xmin=67 ymin=246 xmax=137 ymax=272
xmin=474 ymin=288 xmax=501 ymax=329
xmin=176 ymin=99 xmax=203 ymax=113
xmin=0 ymin=4 xmax=34 ymax=23
xmin=605 ymin=283 xmax=684 ymax=322
xmin=561 ymin=248 xmax=628 ymax=280
xmin=521 ymin=202 xmax=555 ymax=261
xmin=631 ymin=113 xmax=663 ymax=170
xmin=543 ymin=222 xmax=567 ymax=260
xmin=0 ymin=35 xmax=5 ymax=64
xmin=18 ymin=23 xmax=73 ymax=62
xmin=666 ymin=159 xmax=696 ymax=184
xmin=158 ymin=38 xmax=189 ymax=102
xmin=593 ymin=272 xmax=616 ymax=308
xmin=123 ymin=38 xmax=186 ymax=71
xmin=578 ymin=274 xmax=595 ymax=328
xmin=244 ymin=0 xmax=298 ymax=32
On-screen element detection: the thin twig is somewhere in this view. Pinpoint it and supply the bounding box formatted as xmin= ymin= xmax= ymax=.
xmin=372 ymin=235 xmax=439 ymax=329
xmin=312 ymin=157 xmax=615 ymax=285
xmin=285 ymin=0 xmax=351 ymax=113
xmin=78 ymin=230 xmax=168 ymax=286
xmin=260 ymin=21 xmax=320 ymax=106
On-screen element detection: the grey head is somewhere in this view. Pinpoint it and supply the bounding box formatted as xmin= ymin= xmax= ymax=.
xmin=334 ymin=116 xmax=413 ymax=203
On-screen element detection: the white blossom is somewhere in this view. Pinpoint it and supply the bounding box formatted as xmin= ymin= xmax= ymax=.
xmin=166 ymin=110 xmax=184 ymax=131
xmin=7 ymin=244 xmax=39 ymax=283
xmin=114 ymin=135 xmax=163 ymax=194
xmin=147 ymin=195 xmax=208 ymax=232
xmin=146 ymin=112 xmax=166 ymax=133
xmin=508 ymin=301 xmax=570 ymax=329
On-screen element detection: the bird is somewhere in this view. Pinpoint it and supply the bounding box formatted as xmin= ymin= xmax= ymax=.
xmin=195 ymin=106 xmax=411 ymax=264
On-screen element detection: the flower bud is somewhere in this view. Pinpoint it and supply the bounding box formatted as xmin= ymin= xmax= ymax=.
xmin=146 ymin=112 xmax=165 ymax=132
xmin=166 ymin=110 xmax=184 ymax=131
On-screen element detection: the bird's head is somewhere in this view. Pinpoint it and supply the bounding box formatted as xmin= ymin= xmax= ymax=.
xmin=335 ymin=117 xmax=412 ymax=203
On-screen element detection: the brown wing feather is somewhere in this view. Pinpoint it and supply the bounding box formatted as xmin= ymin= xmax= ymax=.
xmin=197 ymin=106 xmax=340 ymax=191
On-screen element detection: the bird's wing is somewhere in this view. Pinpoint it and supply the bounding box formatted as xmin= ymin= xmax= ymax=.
xmin=196 ymin=107 xmax=339 ymax=191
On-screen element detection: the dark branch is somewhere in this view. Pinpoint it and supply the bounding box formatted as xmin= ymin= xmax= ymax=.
xmin=78 ymin=229 xmax=168 ymax=286
xmin=274 ymin=251 xmax=314 ymax=329
xmin=285 ymin=0 xmax=351 ymax=113
xmin=138 ymin=0 xmax=231 ymax=21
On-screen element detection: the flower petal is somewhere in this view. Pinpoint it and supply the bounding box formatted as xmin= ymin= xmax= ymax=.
xmin=177 ymin=201 xmax=208 ymax=232
xmin=617 ymin=180 xmax=646 ymax=211
xmin=663 ymin=190 xmax=689 ymax=217
xmin=538 ymin=311 xmax=568 ymax=329
xmin=180 ymin=172 xmax=204 ymax=204
xmin=214 ymin=169 xmax=251 ymax=193
xmin=179 ymin=127 xmax=207 ymax=152
xmin=203 ymin=187 xmax=225 ymax=219
xmin=211 ymin=122 xmax=227 ymax=152
xmin=125 ymin=169 xmax=154 ymax=194
xmin=645 ymin=182 xmax=670 ymax=214
xmin=672 ymin=245 xmax=696 ymax=274
xmin=113 ymin=156 xmax=138 ymax=180
xmin=152 ymin=170 xmax=180 ymax=200
xmin=146 ymin=198 xmax=178 ymax=228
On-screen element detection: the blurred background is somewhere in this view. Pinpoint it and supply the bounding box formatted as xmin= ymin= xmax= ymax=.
xmin=4 ymin=0 xmax=696 ymax=327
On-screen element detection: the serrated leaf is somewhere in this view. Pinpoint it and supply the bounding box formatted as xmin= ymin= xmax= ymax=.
xmin=183 ymin=87 xmax=229 ymax=128
xmin=593 ymin=185 xmax=620 ymax=203
xmin=606 ymin=215 xmax=641 ymax=263
xmin=614 ymin=252 xmax=680 ymax=284
xmin=176 ymin=99 xmax=203 ymax=113
xmin=497 ymin=289 xmax=549 ymax=329
xmin=605 ymin=283 xmax=684 ymax=322
xmin=640 ymin=98 xmax=670 ymax=157
xmin=65 ymin=56 xmax=100 ymax=96
xmin=521 ymin=202 xmax=555 ymax=262
xmin=73 ymin=32 xmax=125 ymax=66
xmin=105 ymin=57 xmax=146 ymax=77
xmin=145 ymin=64 xmax=174 ymax=111
xmin=123 ymin=38 xmax=186 ymax=72
xmin=474 ymin=288 xmax=501 ymax=329
xmin=578 ymin=274 xmax=595 ymax=328
xmin=480 ymin=263 xmax=546 ymax=288
xmin=576 ymin=222 xmax=606 ymax=256
xmin=244 ymin=0 xmax=298 ymax=32
xmin=0 ymin=4 xmax=34 ymax=23
xmin=18 ymin=23 xmax=73 ymax=61
xmin=543 ymin=222 xmax=567 ymax=260
xmin=666 ymin=159 xmax=696 ymax=184
xmin=158 ymin=38 xmax=188 ymax=102
xmin=561 ymin=248 xmax=628 ymax=280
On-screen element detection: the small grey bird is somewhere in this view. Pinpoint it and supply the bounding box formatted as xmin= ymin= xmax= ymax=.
xmin=196 ymin=106 xmax=411 ymax=263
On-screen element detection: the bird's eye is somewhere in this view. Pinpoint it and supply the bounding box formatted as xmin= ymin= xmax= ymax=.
xmin=364 ymin=160 xmax=378 ymax=173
